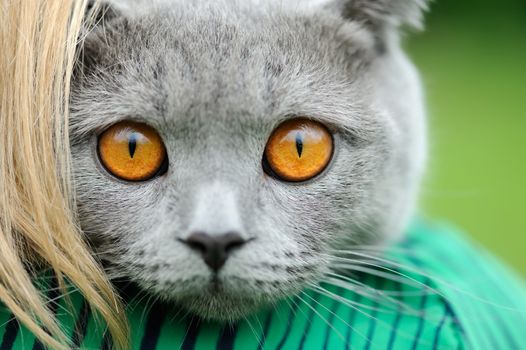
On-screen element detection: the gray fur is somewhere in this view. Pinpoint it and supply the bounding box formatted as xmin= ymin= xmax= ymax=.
xmin=70 ymin=0 xmax=428 ymax=320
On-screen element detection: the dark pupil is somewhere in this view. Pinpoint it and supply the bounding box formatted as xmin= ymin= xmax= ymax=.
xmin=128 ymin=133 xmax=137 ymax=158
xmin=295 ymin=132 xmax=303 ymax=158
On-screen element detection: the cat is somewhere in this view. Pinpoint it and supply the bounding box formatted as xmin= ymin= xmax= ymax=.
xmin=69 ymin=0 xmax=429 ymax=321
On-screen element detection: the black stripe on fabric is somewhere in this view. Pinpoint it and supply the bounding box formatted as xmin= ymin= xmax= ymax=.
xmin=387 ymin=281 xmax=403 ymax=350
xmin=276 ymin=296 xmax=301 ymax=350
xmin=411 ymin=278 xmax=430 ymax=350
xmin=345 ymin=292 xmax=361 ymax=347
xmin=33 ymin=275 xmax=60 ymax=350
xmin=256 ymin=310 xmax=273 ymax=350
xmin=31 ymin=330 xmax=45 ymax=349
xmin=140 ymin=304 xmax=166 ymax=350
xmin=432 ymin=303 xmax=453 ymax=350
xmin=322 ymin=287 xmax=343 ymax=350
xmin=72 ymin=298 xmax=91 ymax=348
xmin=216 ymin=324 xmax=237 ymax=350
xmin=0 ymin=316 xmax=20 ymax=350
xmin=405 ymin=241 xmax=499 ymax=350
xmin=181 ymin=317 xmax=201 ymax=350
xmin=101 ymin=330 xmax=113 ymax=350
xmin=299 ymin=294 xmax=318 ymax=349
xmin=397 ymin=251 xmax=474 ymax=349
xmin=364 ymin=277 xmax=382 ymax=350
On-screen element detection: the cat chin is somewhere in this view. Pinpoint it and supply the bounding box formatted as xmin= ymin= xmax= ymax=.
xmin=128 ymin=267 xmax=313 ymax=320
xmin=152 ymin=278 xmax=290 ymax=321
xmin=174 ymin=291 xmax=267 ymax=322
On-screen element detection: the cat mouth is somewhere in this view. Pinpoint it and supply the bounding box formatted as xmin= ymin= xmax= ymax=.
xmin=176 ymin=287 xmax=264 ymax=322
xmin=207 ymin=276 xmax=223 ymax=294
xmin=163 ymin=275 xmax=277 ymax=321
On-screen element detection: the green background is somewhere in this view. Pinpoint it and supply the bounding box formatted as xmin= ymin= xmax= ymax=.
xmin=406 ymin=0 xmax=526 ymax=275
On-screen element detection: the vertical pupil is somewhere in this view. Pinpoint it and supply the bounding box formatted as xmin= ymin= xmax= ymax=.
xmin=295 ymin=132 xmax=303 ymax=158
xmin=128 ymin=133 xmax=137 ymax=158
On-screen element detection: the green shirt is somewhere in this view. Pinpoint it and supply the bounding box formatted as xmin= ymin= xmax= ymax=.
xmin=1 ymin=219 xmax=525 ymax=349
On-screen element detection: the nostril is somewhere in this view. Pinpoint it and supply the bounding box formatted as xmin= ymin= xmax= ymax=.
xmin=182 ymin=232 xmax=246 ymax=272
xmin=185 ymin=234 xmax=209 ymax=253
xmin=222 ymin=232 xmax=246 ymax=252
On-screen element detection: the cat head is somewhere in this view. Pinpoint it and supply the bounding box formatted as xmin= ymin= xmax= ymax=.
xmin=70 ymin=0 xmax=428 ymax=320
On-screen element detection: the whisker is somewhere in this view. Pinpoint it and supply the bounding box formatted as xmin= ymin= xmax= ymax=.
xmin=139 ymin=294 xmax=157 ymax=327
xmin=166 ymin=306 xmax=184 ymax=325
xmin=306 ymin=284 xmax=443 ymax=349
xmin=329 ymin=263 xmax=432 ymax=290
xmin=252 ymin=312 xmax=265 ymax=338
xmin=297 ymin=290 xmax=371 ymax=347
xmin=244 ymin=315 xmax=263 ymax=348
xmin=324 ymin=254 xmax=443 ymax=295
xmin=176 ymin=316 xmax=194 ymax=350
xmin=331 ymin=246 xmax=420 ymax=255
xmin=318 ymin=279 xmax=448 ymax=324
xmin=323 ymin=273 xmax=416 ymax=313
xmin=327 ymin=252 xmax=525 ymax=311
xmin=311 ymin=283 xmax=400 ymax=316
xmin=318 ymin=280 xmax=400 ymax=314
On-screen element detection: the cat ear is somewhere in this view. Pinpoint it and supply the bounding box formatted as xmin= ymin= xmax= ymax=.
xmin=336 ymin=0 xmax=429 ymax=30
xmin=77 ymin=1 xmax=126 ymax=74
xmin=85 ymin=0 xmax=122 ymax=24
xmin=304 ymin=0 xmax=430 ymax=46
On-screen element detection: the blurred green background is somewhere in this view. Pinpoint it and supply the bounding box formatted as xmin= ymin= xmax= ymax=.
xmin=406 ymin=0 xmax=526 ymax=275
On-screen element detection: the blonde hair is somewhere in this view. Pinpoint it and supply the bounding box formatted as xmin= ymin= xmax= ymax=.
xmin=0 ymin=1 xmax=128 ymax=348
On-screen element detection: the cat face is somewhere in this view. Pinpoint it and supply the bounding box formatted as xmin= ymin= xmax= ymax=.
xmin=70 ymin=0 xmax=427 ymax=320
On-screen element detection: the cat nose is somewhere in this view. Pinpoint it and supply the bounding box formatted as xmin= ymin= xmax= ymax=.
xmin=183 ymin=232 xmax=246 ymax=272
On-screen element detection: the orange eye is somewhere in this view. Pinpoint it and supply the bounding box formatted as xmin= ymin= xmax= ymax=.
xmin=264 ymin=118 xmax=333 ymax=182
xmin=98 ymin=121 xmax=167 ymax=181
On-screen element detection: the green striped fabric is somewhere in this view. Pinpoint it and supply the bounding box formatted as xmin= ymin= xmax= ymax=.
xmin=1 ymin=219 xmax=525 ymax=350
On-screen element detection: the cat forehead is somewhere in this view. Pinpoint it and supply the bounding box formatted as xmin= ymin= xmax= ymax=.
xmin=110 ymin=0 xmax=334 ymax=14
xmin=71 ymin=2 xmax=377 ymax=139
xmin=94 ymin=0 xmax=374 ymax=67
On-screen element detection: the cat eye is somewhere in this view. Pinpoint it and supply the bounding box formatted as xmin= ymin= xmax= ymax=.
xmin=98 ymin=121 xmax=168 ymax=181
xmin=263 ymin=118 xmax=333 ymax=182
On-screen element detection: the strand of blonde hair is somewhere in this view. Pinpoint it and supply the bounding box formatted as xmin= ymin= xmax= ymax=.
xmin=0 ymin=1 xmax=128 ymax=348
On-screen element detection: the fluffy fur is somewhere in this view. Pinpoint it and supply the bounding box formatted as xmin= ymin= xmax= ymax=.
xmin=70 ymin=0 xmax=428 ymax=320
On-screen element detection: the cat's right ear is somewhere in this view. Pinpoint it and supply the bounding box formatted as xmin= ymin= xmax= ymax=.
xmin=297 ymin=0 xmax=430 ymax=51
xmin=76 ymin=0 xmax=126 ymax=75
xmin=85 ymin=0 xmax=121 ymax=25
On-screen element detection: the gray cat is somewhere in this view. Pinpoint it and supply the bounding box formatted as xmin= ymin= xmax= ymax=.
xmin=70 ymin=0 xmax=428 ymax=321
